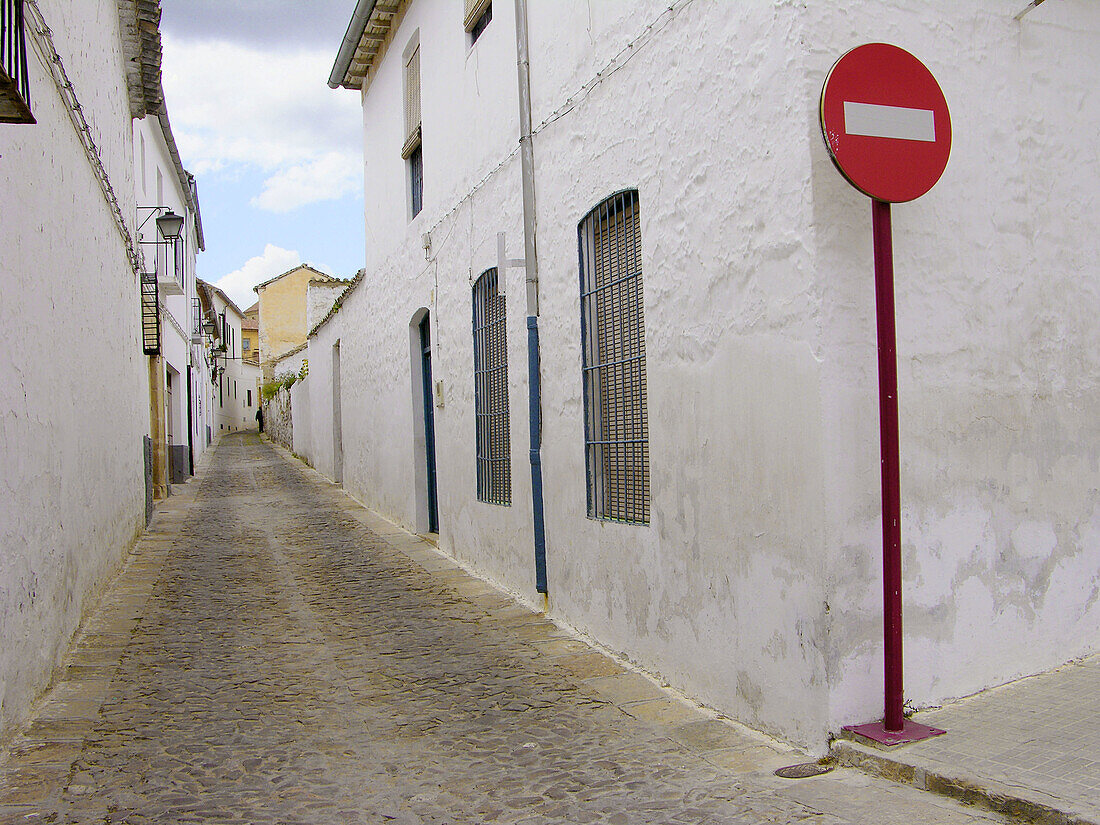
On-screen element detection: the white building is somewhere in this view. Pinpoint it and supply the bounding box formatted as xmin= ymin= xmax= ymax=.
xmin=199 ymin=281 xmax=262 ymax=434
xmin=0 ymin=0 xmax=209 ymax=739
xmin=133 ymin=112 xmax=209 ymax=485
xmin=315 ymin=0 xmax=1100 ymax=751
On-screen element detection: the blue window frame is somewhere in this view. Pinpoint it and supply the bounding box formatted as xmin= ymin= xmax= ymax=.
xmin=472 ymin=268 xmax=510 ymax=505
xmin=578 ymin=190 xmax=649 ymax=524
xmin=409 ymin=144 xmax=423 ymax=218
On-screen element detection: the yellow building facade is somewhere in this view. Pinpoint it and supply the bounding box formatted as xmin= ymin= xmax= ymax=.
xmin=254 ymin=265 xmax=342 ymax=378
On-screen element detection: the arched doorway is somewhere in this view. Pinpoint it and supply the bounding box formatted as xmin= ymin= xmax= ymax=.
xmin=410 ymin=309 xmax=438 ymax=534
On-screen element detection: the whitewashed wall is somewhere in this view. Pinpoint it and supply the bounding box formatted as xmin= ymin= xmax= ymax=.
xmin=306 ymin=282 xmax=345 ymax=330
xmin=290 ymin=377 xmax=313 ymax=464
xmin=336 ymin=0 xmax=536 ymax=603
xmin=321 ymin=0 xmax=1100 ymax=750
xmin=802 ymin=1 xmax=1100 ymax=732
xmin=273 ymin=348 xmax=307 ymax=380
xmin=0 ymin=0 xmax=147 ymax=739
xmin=306 ymin=321 xmax=342 ymax=483
xmin=210 ymin=295 xmax=260 ymax=433
xmin=134 ymin=115 xmax=205 ymax=475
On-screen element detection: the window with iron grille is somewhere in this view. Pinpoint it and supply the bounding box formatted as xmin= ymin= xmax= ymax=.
xmin=472 ymin=268 xmax=510 ymax=505
xmin=1 ymin=0 xmax=34 ymax=124
xmin=578 ymin=190 xmax=650 ymax=524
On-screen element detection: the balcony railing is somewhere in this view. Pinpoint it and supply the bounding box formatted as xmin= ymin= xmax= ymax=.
xmin=1 ymin=0 xmax=34 ymax=124
xmin=149 ymin=232 xmax=185 ymax=296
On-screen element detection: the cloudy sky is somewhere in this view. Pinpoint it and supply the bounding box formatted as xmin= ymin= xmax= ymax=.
xmin=160 ymin=0 xmax=363 ymax=310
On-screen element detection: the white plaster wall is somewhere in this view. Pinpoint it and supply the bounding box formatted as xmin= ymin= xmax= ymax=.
xmin=274 ymin=349 xmax=307 ymax=380
xmin=211 ymin=298 xmax=259 ymax=433
xmin=323 ymin=0 xmax=1100 ymax=750
xmin=134 ymin=115 xmax=206 ymax=472
xmin=334 ymin=0 xmax=537 ymax=602
xmin=0 ymin=0 xmax=146 ymax=739
xmin=290 ymin=378 xmax=312 ymax=464
xmin=525 ymin=0 xmax=829 ymax=748
xmin=306 ymin=282 xmax=345 ymax=330
xmin=803 ymin=0 xmax=1100 ymax=731
xmin=306 ymin=324 xmax=339 ymax=482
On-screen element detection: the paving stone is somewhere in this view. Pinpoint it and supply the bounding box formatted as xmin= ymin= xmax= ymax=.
xmin=0 ymin=434 xmax=1021 ymax=824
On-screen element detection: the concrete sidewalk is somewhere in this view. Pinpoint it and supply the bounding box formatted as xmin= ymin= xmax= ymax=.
xmin=834 ymin=655 xmax=1100 ymax=824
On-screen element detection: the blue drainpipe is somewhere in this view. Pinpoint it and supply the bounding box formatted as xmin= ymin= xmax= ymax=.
xmin=516 ymin=0 xmax=547 ymax=595
xmin=527 ymin=316 xmax=547 ymax=593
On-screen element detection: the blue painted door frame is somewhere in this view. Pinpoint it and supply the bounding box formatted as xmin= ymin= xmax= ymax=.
xmin=419 ymin=314 xmax=439 ymax=533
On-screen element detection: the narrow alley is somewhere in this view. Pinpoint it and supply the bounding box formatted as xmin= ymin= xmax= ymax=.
xmin=0 ymin=435 xmax=1017 ymax=824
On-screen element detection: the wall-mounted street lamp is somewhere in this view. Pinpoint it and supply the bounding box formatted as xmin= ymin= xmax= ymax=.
xmin=137 ymin=206 xmax=186 ymax=297
xmin=156 ymin=210 xmax=185 ymax=241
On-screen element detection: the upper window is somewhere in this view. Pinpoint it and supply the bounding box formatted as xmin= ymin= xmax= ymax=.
xmin=409 ymin=144 xmax=423 ymax=219
xmin=465 ymin=0 xmax=492 ymax=45
xmin=402 ymin=39 xmax=423 ymax=218
xmin=0 ymin=0 xmax=34 ymax=124
xmin=578 ymin=190 xmax=650 ymax=524
xmin=472 ymin=268 xmax=510 ymax=505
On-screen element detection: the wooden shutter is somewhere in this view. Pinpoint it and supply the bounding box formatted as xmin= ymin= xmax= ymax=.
xmin=464 ymin=0 xmax=491 ymax=31
xmin=401 ymin=44 xmax=421 ymax=159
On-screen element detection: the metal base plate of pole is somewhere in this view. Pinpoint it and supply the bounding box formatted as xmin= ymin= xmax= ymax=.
xmin=843 ymin=719 xmax=946 ymax=747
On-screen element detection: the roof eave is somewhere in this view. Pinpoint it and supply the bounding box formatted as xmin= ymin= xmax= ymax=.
xmin=329 ymin=0 xmax=378 ymax=89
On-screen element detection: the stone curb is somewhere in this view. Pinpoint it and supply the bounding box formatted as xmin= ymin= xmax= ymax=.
xmin=831 ymin=739 xmax=1098 ymax=825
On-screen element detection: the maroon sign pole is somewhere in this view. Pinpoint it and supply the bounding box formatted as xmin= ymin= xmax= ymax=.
xmin=872 ymin=199 xmax=905 ymax=733
xmin=821 ymin=43 xmax=952 ymax=746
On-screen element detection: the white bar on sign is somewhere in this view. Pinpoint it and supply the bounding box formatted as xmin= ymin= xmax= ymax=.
xmin=844 ymin=101 xmax=936 ymax=142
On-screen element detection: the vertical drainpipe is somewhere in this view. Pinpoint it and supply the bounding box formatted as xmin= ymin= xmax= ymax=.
xmin=515 ymin=0 xmax=548 ymax=596
xmin=186 ymin=364 xmax=195 ymax=475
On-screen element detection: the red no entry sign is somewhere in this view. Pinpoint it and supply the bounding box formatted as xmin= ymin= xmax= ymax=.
xmin=823 ymin=44 xmax=952 ymax=746
xmin=821 ymin=43 xmax=951 ymax=203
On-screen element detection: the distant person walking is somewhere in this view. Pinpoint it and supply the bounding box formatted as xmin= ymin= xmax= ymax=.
xmin=256 ymin=407 xmax=264 ymax=433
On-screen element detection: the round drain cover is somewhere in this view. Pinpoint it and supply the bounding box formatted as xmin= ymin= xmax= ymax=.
xmin=774 ymin=762 xmax=834 ymax=779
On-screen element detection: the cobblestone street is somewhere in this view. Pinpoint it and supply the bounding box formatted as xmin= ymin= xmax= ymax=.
xmin=0 ymin=434 xmax=1019 ymax=824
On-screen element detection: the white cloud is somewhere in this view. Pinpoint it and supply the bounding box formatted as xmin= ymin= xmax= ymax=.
xmin=250 ymin=151 xmax=360 ymax=213
xmin=214 ymin=244 xmax=301 ymax=310
xmin=161 ymin=35 xmax=362 ymax=210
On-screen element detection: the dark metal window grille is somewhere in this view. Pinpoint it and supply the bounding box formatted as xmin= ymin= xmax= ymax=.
xmin=141 ymin=271 xmax=160 ymax=355
xmin=472 ymin=268 xmax=511 ymax=505
xmin=579 ymin=190 xmax=649 ymax=524
xmin=409 ymin=144 xmax=423 ymax=218
xmin=1 ymin=0 xmax=34 ymax=124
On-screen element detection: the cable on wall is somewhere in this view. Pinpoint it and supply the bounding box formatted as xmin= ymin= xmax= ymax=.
xmin=23 ymin=0 xmax=142 ymax=276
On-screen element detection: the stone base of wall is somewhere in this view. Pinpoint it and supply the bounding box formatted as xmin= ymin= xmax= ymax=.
xmin=264 ymin=388 xmax=293 ymax=451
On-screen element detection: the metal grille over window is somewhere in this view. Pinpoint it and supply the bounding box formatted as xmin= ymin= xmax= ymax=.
xmin=141 ymin=272 xmax=160 ymax=356
xmin=579 ymin=190 xmax=650 ymax=524
xmin=401 ymin=44 xmax=421 ymax=160
xmin=472 ymin=268 xmax=511 ymax=505
xmin=0 ymin=0 xmax=34 ymax=124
